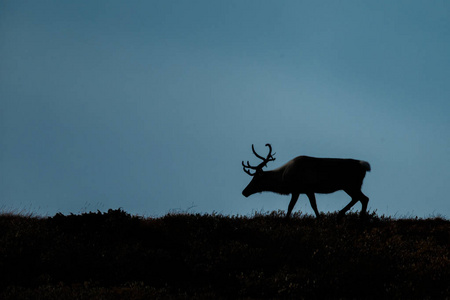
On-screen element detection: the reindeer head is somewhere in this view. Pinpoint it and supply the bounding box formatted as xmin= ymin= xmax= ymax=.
xmin=242 ymin=144 xmax=276 ymax=197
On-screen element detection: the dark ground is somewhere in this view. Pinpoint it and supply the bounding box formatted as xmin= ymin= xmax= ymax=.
xmin=1 ymin=209 xmax=449 ymax=299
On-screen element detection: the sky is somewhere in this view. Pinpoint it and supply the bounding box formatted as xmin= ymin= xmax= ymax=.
xmin=1 ymin=1 xmax=449 ymax=218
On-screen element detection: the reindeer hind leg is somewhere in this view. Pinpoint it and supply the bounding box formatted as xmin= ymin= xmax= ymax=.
xmin=341 ymin=189 xmax=369 ymax=217
xmin=358 ymin=191 xmax=369 ymax=215
xmin=339 ymin=198 xmax=358 ymax=217
xmin=339 ymin=189 xmax=359 ymax=218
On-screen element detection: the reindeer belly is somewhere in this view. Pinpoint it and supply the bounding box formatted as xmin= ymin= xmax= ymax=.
xmin=294 ymin=170 xmax=350 ymax=194
xmin=309 ymin=184 xmax=341 ymax=194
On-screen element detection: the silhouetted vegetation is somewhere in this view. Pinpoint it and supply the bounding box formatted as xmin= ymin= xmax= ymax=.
xmin=1 ymin=209 xmax=449 ymax=299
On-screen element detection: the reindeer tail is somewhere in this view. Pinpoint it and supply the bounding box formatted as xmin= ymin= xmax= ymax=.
xmin=359 ymin=161 xmax=371 ymax=172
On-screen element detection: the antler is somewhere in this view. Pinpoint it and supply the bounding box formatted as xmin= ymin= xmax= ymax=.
xmin=252 ymin=144 xmax=267 ymax=161
xmin=242 ymin=144 xmax=276 ymax=176
xmin=242 ymin=161 xmax=257 ymax=176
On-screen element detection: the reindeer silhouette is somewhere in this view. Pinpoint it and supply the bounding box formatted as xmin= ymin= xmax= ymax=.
xmin=242 ymin=144 xmax=370 ymax=218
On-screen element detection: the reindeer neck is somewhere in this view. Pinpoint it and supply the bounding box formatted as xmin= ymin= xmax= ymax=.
xmin=262 ymin=169 xmax=289 ymax=195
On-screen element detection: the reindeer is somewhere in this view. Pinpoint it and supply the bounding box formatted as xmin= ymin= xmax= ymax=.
xmin=242 ymin=144 xmax=371 ymax=218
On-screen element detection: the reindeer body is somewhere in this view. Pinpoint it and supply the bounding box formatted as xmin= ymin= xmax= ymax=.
xmin=242 ymin=145 xmax=371 ymax=218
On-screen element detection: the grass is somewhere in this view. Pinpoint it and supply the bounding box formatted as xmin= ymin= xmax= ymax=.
xmin=0 ymin=209 xmax=449 ymax=299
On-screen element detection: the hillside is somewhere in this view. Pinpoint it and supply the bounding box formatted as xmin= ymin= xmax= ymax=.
xmin=1 ymin=209 xmax=449 ymax=299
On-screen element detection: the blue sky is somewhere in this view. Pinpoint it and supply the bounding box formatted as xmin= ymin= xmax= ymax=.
xmin=1 ymin=1 xmax=449 ymax=217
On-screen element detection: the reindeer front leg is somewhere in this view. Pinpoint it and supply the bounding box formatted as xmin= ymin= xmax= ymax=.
xmin=286 ymin=193 xmax=300 ymax=218
xmin=306 ymin=193 xmax=320 ymax=218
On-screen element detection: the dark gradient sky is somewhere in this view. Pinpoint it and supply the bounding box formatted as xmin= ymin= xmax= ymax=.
xmin=1 ymin=1 xmax=449 ymax=217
